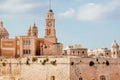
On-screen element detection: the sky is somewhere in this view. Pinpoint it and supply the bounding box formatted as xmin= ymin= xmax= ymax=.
xmin=0 ymin=0 xmax=120 ymax=49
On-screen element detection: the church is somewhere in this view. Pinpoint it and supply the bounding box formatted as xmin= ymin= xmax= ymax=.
xmin=0 ymin=9 xmax=62 ymax=58
xmin=0 ymin=1 xmax=120 ymax=80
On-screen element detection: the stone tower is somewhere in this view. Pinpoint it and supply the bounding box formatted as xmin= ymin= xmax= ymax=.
xmin=111 ymin=40 xmax=119 ymax=58
xmin=44 ymin=9 xmax=57 ymax=43
xmin=27 ymin=23 xmax=38 ymax=37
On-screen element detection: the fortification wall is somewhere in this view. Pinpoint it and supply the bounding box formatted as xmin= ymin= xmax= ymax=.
xmin=0 ymin=56 xmax=120 ymax=80
xmin=0 ymin=56 xmax=70 ymax=80
xmin=70 ymin=57 xmax=120 ymax=80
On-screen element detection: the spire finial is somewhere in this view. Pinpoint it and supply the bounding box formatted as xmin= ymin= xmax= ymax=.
xmin=49 ymin=0 xmax=51 ymax=10
xmin=48 ymin=0 xmax=53 ymax=12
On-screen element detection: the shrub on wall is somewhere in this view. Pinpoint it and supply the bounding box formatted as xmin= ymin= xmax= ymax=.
xmin=41 ymin=61 xmax=45 ymax=65
xmin=50 ymin=60 xmax=56 ymax=65
xmin=106 ymin=60 xmax=109 ymax=66
xmin=41 ymin=59 xmax=47 ymax=65
xmin=32 ymin=57 xmax=38 ymax=62
xmin=46 ymin=57 xmax=49 ymax=62
xmin=2 ymin=62 xmax=6 ymax=66
xmin=70 ymin=61 xmax=74 ymax=66
xmin=89 ymin=61 xmax=94 ymax=66
xmin=26 ymin=58 xmax=30 ymax=65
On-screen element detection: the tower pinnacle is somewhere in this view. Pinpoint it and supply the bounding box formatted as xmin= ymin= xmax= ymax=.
xmin=49 ymin=0 xmax=51 ymax=10
xmin=48 ymin=0 xmax=53 ymax=12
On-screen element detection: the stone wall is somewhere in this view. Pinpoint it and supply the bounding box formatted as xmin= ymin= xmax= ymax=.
xmin=0 ymin=56 xmax=120 ymax=80
xmin=70 ymin=57 xmax=120 ymax=80
xmin=0 ymin=56 xmax=70 ymax=80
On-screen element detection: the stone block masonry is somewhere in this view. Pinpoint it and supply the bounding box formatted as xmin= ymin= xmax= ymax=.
xmin=0 ymin=56 xmax=120 ymax=80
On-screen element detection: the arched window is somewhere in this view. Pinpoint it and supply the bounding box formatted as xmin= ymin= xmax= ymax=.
xmin=79 ymin=77 xmax=83 ymax=80
xmin=47 ymin=29 xmax=51 ymax=35
xmin=100 ymin=75 xmax=106 ymax=80
xmin=51 ymin=76 xmax=55 ymax=80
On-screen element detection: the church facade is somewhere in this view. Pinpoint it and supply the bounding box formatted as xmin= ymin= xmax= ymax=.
xmin=0 ymin=9 xmax=62 ymax=58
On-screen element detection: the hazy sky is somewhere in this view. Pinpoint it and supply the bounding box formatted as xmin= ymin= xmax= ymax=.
xmin=0 ymin=0 xmax=120 ymax=49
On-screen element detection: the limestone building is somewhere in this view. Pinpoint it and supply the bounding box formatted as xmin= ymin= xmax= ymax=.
xmin=87 ymin=40 xmax=120 ymax=58
xmin=63 ymin=44 xmax=87 ymax=57
xmin=0 ymin=9 xmax=62 ymax=58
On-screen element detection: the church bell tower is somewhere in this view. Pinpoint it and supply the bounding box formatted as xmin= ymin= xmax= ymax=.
xmin=44 ymin=0 xmax=57 ymax=43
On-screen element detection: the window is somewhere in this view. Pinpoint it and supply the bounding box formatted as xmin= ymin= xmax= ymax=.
xmin=51 ymin=76 xmax=55 ymax=80
xmin=23 ymin=40 xmax=31 ymax=45
xmin=28 ymin=50 xmax=31 ymax=54
xmin=47 ymin=29 xmax=51 ymax=35
xmin=100 ymin=75 xmax=106 ymax=80
xmin=23 ymin=50 xmax=26 ymax=54
xmin=23 ymin=50 xmax=31 ymax=54
xmin=79 ymin=77 xmax=83 ymax=80
xmin=23 ymin=40 xmax=26 ymax=45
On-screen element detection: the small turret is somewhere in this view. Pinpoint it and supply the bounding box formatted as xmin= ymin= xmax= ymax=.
xmin=27 ymin=26 xmax=31 ymax=36
xmin=111 ymin=40 xmax=119 ymax=58
xmin=111 ymin=40 xmax=119 ymax=48
xmin=27 ymin=23 xmax=38 ymax=37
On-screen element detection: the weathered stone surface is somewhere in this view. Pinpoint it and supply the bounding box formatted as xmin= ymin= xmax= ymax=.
xmin=0 ymin=56 xmax=120 ymax=80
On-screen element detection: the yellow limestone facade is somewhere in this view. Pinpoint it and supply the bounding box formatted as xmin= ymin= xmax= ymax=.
xmin=0 ymin=56 xmax=120 ymax=80
xmin=0 ymin=9 xmax=62 ymax=58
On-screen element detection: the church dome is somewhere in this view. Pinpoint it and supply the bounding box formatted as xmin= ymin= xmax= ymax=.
xmin=111 ymin=40 xmax=119 ymax=48
xmin=0 ymin=21 xmax=9 ymax=39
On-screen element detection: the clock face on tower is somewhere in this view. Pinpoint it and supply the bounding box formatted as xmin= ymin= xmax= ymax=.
xmin=47 ymin=21 xmax=52 ymax=27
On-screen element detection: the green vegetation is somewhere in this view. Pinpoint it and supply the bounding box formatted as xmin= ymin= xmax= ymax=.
xmin=2 ymin=62 xmax=6 ymax=66
xmin=51 ymin=60 xmax=56 ymax=65
xmin=46 ymin=57 xmax=49 ymax=62
xmin=70 ymin=61 xmax=74 ymax=66
xmin=32 ymin=57 xmax=38 ymax=62
xmin=40 ymin=58 xmax=49 ymax=65
xmin=106 ymin=60 xmax=109 ymax=66
xmin=41 ymin=61 xmax=46 ymax=65
xmin=26 ymin=58 xmax=30 ymax=65
xmin=89 ymin=61 xmax=94 ymax=66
